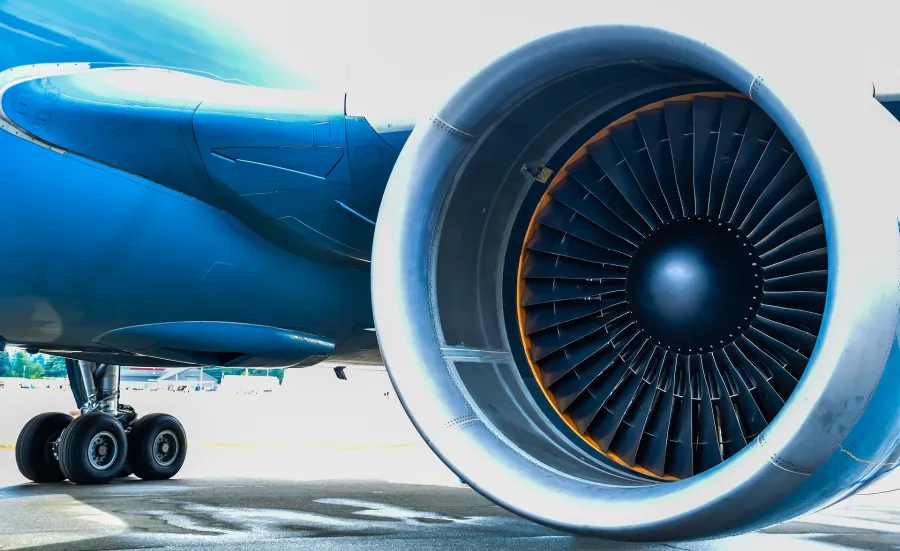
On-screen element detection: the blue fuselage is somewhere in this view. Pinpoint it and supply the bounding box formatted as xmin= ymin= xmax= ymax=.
xmin=0 ymin=1 xmax=410 ymax=367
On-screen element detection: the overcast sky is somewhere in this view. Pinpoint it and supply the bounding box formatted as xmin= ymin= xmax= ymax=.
xmin=0 ymin=0 xmax=893 ymax=120
xmin=183 ymin=0 xmax=890 ymax=116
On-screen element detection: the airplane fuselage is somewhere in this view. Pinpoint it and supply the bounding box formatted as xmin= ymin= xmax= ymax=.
xmin=0 ymin=2 xmax=408 ymax=368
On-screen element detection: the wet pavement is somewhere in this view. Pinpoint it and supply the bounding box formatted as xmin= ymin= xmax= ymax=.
xmin=1 ymin=474 xmax=900 ymax=550
xmin=1 ymin=380 xmax=899 ymax=549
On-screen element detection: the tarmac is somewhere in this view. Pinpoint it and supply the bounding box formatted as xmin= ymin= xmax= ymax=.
xmin=1 ymin=370 xmax=899 ymax=550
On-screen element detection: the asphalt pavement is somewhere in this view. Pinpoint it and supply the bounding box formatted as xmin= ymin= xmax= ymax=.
xmin=2 ymin=472 xmax=900 ymax=550
xmin=1 ymin=372 xmax=899 ymax=550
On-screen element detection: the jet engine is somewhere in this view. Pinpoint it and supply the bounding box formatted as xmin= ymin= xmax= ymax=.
xmin=371 ymin=24 xmax=900 ymax=540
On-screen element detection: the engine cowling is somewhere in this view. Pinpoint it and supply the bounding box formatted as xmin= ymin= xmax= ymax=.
xmin=372 ymin=23 xmax=900 ymax=541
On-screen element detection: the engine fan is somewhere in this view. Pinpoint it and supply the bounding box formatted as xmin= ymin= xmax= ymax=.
xmin=518 ymin=93 xmax=824 ymax=481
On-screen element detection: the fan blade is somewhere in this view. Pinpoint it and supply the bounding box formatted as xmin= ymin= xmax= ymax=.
xmin=636 ymin=108 xmax=684 ymax=217
xmin=539 ymin=320 xmax=633 ymax=388
xmin=695 ymin=355 xmax=723 ymax=471
xmin=552 ymin=344 xmax=624 ymax=411
xmin=521 ymin=251 xmax=627 ymax=281
xmin=667 ymin=355 xmax=694 ymax=479
xmin=521 ymin=279 xmax=622 ymax=307
xmin=638 ymin=355 xmax=677 ymax=476
xmin=551 ymin=174 xmax=644 ymax=244
xmin=537 ymin=201 xmax=637 ymax=255
xmin=590 ymin=348 xmax=655 ymax=451
xmin=588 ymin=137 xmax=662 ymax=230
xmin=716 ymin=349 xmax=767 ymax=439
xmin=567 ymin=360 xmax=630 ymax=434
xmin=761 ymin=290 xmax=826 ymax=313
xmin=752 ymin=316 xmax=817 ymax=356
xmin=708 ymin=354 xmax=747 ymax=459
xmin=762 ymin=247 xmax=827 ymax=279
xmin=527 ymin=227 xmax=630 ymax=267
xmin=758 ymin=225 xmax=825 ymax=267
xmin=692 ymin=96 xmax=723 ymax=217
xmin=757 ymin=303 xmax=822 ymax=335
xmin=746 ymin=175 xmax=817 ymax=240
xmin=726 ymin=342 xmax=786 ymax=421
xmin=744 ymin=325 xmax=810 ymax=380
xmin=736 ymin=334 xmax=799 ymax=398
xmin=612 ymin=350 xmax=667 ymax=466
xmin=763 ymin=271 xmax=827 ymax=293
xmin=754 ymin=199 xmax=821 ymax=254
xmin=729 ymin=131 xmax=793 ymax=226
xmin=523 ymin=295 xmax=626 ymax=335
xmin=707 ymin=96 xmax=753 ymax=217
xmin=610 ymin=119 xmax=673 ymax=222
xmin=664 ymin=101 xmax=696 ymax=216
xmin=719 ymin=107 xmax=777 ymax=219
xmin=739 ymin=154 xmax=807 ymax=232
xmin=530 ymin=306 xmax=628 ymax=362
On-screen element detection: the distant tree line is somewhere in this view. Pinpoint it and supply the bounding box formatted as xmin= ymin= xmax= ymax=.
xmin=0 ymin=351 xmax=67 ymax=379
xmin=0 ymin=353 xmax=286 ymax=382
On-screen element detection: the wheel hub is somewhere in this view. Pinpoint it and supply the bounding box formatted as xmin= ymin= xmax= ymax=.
xmin=154 ymin=430 xmax=178 ymax=467
xmin=88 ymin=431 xmax=118 ymax=470
xmin=626 ymin=217 xmax=762 ymax=354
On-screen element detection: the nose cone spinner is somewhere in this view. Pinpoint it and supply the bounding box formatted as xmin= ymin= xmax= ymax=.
xmin=626 ymin=217 xmax=762 ymax=354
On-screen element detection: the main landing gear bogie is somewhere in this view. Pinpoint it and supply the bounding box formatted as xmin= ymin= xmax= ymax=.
xmin=14 ymin=360 xmax=188 ymax=485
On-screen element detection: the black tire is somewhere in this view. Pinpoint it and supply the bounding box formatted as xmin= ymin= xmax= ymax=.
xmin=58 ymin=412 xmax=127 ymax=485
xmin=127 ymin=414 xmax=187 ymax=481
xmin=15 ymin=413 xmax=72 ymax=483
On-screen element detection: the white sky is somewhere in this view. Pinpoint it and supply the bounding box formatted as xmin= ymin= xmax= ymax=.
xmin=2 ymin=0 xmax=895 ymax=120
xmin=178 ymin=0 xmax=895 ymax=119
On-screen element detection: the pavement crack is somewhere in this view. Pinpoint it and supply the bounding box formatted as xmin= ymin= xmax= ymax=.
xmin=661 ymin=543 xmax=693 ymax=551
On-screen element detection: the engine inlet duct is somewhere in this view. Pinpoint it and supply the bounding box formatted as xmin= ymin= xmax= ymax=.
xmin=372 ymin=23 xmax=900 ymax=541
xmin=518 ymin=93 xmax=825 ymax=480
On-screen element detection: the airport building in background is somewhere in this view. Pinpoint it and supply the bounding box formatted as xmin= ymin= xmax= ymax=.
xmin=120 ymin=366 xmax=218 ymax=391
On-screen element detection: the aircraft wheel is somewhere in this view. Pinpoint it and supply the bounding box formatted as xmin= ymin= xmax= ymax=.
xmin=58 ymin=412 xmax=127 ymax=485
xmin=127 ymin=414 xmax=186 ymax=481
xmin=15 ymin=412 xmax=72 ymax=483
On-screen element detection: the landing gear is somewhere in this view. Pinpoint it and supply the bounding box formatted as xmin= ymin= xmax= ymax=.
xmin=14 ymin=360 xmax=188 ymax=485
xmin=127 ymin=413 xmax=187 ymax=480
xmin=57 ymin=412 xmax=127 ymax=484
xmin=15 ymin=412 xmax=72 ymax=483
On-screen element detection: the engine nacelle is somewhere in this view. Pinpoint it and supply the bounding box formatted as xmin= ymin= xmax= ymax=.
xmin=372 ymin=24 xmax=900 ymax=540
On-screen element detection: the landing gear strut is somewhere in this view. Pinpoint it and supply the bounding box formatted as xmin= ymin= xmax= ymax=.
xmin=15 ymin=360 xmax=187 ymax=484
